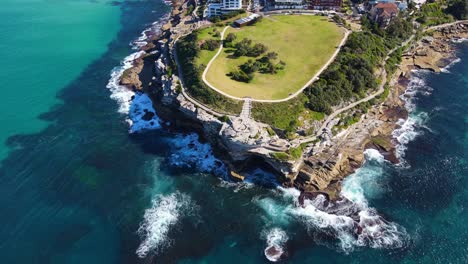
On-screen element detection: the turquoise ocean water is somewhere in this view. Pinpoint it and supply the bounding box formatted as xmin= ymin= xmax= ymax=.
xmin=0 ymin=1 xmax=467 ymax=263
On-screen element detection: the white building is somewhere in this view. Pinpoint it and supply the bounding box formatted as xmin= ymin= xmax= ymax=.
xmin=205 ymin=0 xmax=243 ymax=17
xmin=274 ymin=0 xmax=305 ymax=9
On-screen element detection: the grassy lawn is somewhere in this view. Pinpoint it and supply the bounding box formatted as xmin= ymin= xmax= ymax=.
xmin=195 ymin=27 xmax=222 ymax=67
xmin=205 ymin=15 xmax=345 ymax=100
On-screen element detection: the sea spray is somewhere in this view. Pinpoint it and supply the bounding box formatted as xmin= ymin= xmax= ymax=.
xmin=440 ymin=58 xmax=461 ymax=73
xmin=256 ymin=151 xmax=408 ymax=255
xmin=341 ymin=149 xmax=386 ymax=206
xmin=393 ymin=72 xmax=432 ymax=162
xmin=131 ymin=13 xmax=170 ymax=50
xmin=136 ymin=192 xmax=196 ymax=258
xmin=167 ymin=133 xmax=229 ymax=178
xmin=128 ymin=93 xmax=162 ymax=133
xmin=262 ymin=228 xmax=289 ymax=262
xmin=107 ymin=51 xmax=145 ymax=116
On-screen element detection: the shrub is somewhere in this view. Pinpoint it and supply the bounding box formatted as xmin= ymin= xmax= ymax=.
xmin=270 ymin=152 xmax=289 ymax=161
xmin=201 ymin=39 xmax=221 ymax=51
xmin=225 ymin=33 xmax=237 ymax=43
xmin=227 ymin=70 xmax=254 ymax=83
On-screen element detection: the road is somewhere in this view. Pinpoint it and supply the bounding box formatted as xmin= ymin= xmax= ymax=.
xmin=201 ymin=24 xmax=351 ymax=103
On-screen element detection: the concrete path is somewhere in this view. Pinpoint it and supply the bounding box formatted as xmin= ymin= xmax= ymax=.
xmin=295 ymin=33 xmax=416 ymax=145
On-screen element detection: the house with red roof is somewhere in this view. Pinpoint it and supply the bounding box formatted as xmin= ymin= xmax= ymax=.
xmin=370 ymin=2 xmax=399 ymax=27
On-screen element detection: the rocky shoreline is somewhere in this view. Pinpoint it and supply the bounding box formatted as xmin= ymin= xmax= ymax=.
xmin=294 ymin=21 xmax=468 ymax=199
xmin=117 ymin=1 xmax=467 ymax=200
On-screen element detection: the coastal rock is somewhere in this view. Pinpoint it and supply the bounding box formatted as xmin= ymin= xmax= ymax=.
xmin=120 ymin=60 xmax=144 ymax=90
xmin=118 ymin=0 xmax=468 ymax=202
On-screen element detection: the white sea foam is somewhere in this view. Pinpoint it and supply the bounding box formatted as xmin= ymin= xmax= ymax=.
xmin=392 ymin=112 xmax=429 ymax=161
xmin=136 ymin=192 xmax=194 ymax=258
xmin=391 ymin=72 xmax=433 ymax=161
xmin=451 ymin=37 xmax=468 ymax=44
xmin=168 ymin=133 xmax=228 ymax=178
xmin=440 ymin=58 xmax=461 ymax=73
xmin=107 ymin=5 xmax=169 ymax=123
xmin=256 ymin=152 xmax=408 ymax=255
xmin=129 ymin=93 xmax=162 ymax=133
xmin=262 ymin=228 xmax=288 ymax=262
xmin=131 ymin=13 xmax=170 ymax=50
xmin=107 ymin=51 xmax=145 ymax=116
xmin=255 ymin=196 xmax=292 ymax=226
xmin=341 ymin=149 xmax=385 ymax=206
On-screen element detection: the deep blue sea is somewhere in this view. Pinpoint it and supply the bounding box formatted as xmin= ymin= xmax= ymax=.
xmin=0 ymin=1 xmax=467 ymax=263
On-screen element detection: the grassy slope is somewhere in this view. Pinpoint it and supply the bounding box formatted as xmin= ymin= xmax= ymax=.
xmin=196 ymin=27 xmax=222 ymax=67
xmin=205 ymin=15 xmax=345 ymax=100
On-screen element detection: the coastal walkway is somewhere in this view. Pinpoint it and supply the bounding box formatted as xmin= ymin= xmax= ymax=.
xmin=294 ymin=33 xmax=417 ymax=145
xmin=295 ymin=20 xmax=468 ymax=146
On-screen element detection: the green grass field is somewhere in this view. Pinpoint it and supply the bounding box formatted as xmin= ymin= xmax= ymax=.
xmin=204 ymin=15 xmax=345 ymax=100
xmin=195 ymin=27 xmax=222 ymax=67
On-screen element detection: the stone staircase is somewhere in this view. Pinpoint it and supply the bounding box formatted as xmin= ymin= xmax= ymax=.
xmin=240 ymin=98 xmax=252 ymax=120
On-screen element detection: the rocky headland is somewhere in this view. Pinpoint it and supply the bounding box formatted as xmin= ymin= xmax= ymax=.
xmin=117 ymin=0 xmax=467 ymax=201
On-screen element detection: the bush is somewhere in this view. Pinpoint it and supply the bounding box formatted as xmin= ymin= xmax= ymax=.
xmin=288 ymin=146 xmax=303 ymax=159
xmin=227 ymin=70 xmax=254 ymax=83
xmin=445 ymin=0 xmax=467 ymax=20
xmin=233 ymin=38 xmax=268 ymax=57
xmin=218 ymin=115 xmax=230 ymax=122
xmin=252 ymin=95 xmax=307 ymax=130
xmin=304 ymin=31 xmax=386 ymax=114
xmin=201 ymin=39 xmax=221 ymax=51
xmin=270 ymin=152 xmax=289 ymax=161
xmin=225 ymin=33 xmax=237 ymax=43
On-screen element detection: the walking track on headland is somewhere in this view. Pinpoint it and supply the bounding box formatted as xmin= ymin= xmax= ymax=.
xmin=295 ymin=33 xmax=416 ymax=145
xmin=201 ymin=25 xmax=351 ymax=103
xmin=295 ymin=20 xmax=468 ymax=145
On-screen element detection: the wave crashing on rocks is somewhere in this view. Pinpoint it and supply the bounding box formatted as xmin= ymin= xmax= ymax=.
xmin=136 ymin=192 xmax=196 ymax=258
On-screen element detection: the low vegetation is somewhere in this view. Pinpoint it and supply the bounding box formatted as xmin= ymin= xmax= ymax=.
xmin=445 ymin=0 xmax=467 ymax=20
xmin=416 ymin=1 xmax=454 ymax=26
xmin=227 ymin=43 xmax=285 ymax=83
xmin=252 ymin=95 xmax=308 ymax=131
xmin=304 ymin=31 xmax=386 ymax=114
xmin=176 ymin=33 xmax=242 ymax=114
xmin=209 ymin=10 xmax=246 ymax=23
xmin=270 ymin=152 xmax=290 ymax=161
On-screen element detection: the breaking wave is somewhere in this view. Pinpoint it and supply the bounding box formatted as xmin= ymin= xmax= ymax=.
xmin=106 ymin=51 xmax=145 ymax=116
xmin=451 ymin=37 xmax=468 ymax=44
xmin=262 ymin=228 xmax=288 ymax=262
xmin=392 ymin=72 xmax=432 ymax=162
xmin=167 ymin=133 xmax=229 ymax=178
xmin=131 ymin=13 xmax=170 ymax=50
xmin=440 ymin=58 xmax=461 ymax=73
xmin=128 ymin=92 xmax=161 ymax=133
xmin=256 ymin=150 xmax=409 ymax=255
xmin=136 ymin=192 xmax=195 ymax=258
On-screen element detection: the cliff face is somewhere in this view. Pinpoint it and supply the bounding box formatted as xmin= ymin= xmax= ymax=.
xmin=291 ymin=22 xmax=468 ymax=199
xmin=118 ymin=3 xmax=467 ymax=197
